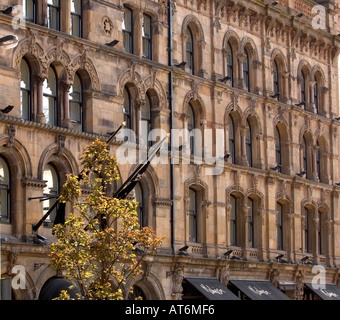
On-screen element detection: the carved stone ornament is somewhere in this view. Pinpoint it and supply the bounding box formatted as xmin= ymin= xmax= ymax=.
xmin=166 ymin=263 xmax=184 ymax=300
xmin=102 ymin=16 xmax=113 ymax=36
xmin=6 ymin=125 xmax=16 ymax=148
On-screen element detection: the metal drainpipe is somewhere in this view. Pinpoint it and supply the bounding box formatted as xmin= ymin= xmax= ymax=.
xmin=168 ymin=0 xmax=175 ymax=256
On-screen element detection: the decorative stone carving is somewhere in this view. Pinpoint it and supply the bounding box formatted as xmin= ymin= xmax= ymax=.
xmin=166 ymin=263 xmax=184 ymax=300
xmin=102 ymin=16 xmax=113 ymax=36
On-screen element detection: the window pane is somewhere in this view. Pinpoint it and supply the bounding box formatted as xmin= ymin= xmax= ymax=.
xmin=247 ymin=198 xmax=254 ymax=247
xmin=189 ymin=188 xmax=197 ymax=242
xmin=24 ymin=0 xmax=35 ymax=21
xmin=230 ymin=195 xmax=236 ymax=246
xmin=71 ymin=15 xmax=81 ymax=37
xmin=43 ymin=165 xmax=59 ymax=222
xmin=21 ymin=90 xmax=30 ymax=120
xmin=20 ymin=59 xmax=30 ymax=120
xmin=71 ymin=0 xmax=81 ymax=13
xmin=245 ymin=120 xmax=252 ymax=166
xmin=43 ymin=96 xmax=56 ymax=126
xmin=277 ymin=203 xmax=283 ymax=250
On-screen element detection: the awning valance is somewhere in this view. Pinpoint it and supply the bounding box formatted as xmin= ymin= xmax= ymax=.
xmin=305 ymin=283 xmax=340 ymax=300
xmin=184 ymin=277 xmax=239 ymax=300
xmin=230 ymin=279 xmax=291 ymax=300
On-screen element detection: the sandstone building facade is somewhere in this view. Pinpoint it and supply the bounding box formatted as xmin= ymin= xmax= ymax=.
xmin=1 ymin=0 xmax=340 ymax=300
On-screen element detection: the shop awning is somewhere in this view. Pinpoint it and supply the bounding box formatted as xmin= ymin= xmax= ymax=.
xmin=230 ymin=279 xmax=291 ymax=300
xmin=305 ymin=283 xmax=340 ymax=300
xmin=184 ymin=277 xmax=239 ymax=300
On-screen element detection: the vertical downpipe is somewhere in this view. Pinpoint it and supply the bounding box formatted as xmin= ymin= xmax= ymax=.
xmin=168 ymin=0 xmax=175 ymax=256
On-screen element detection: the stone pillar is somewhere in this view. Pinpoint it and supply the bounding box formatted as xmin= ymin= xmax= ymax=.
xmin=63 ymin=82 xmax=72 ymax=128
xmin=240 ymin=126 xmax=249 ymax=166
xmin=241 ymin=202 xmax=250 ymax=259
xmin=166 ymin=263 xmax=184 ymax=300
xmin=35 ymin=74 xmax=46 ymax=123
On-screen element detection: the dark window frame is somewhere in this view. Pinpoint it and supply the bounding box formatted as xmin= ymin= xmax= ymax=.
xmin=20 ymin=57 xmax=32 ymax=121
xmin=123 ymin=6 xmax=133 ymax=54
xmin=47 ymin=0 xmax=61 ymax=31
xmin=142 ymin=13 xmax=152 ymax=60
xmin=0 ymin=157 xmax=11 ymax=225
xmin=71 ymin=0 xmax=83 ymax=38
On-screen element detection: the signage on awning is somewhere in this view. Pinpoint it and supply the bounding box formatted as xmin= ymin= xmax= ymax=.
xmin=184 ymin=277 xmax=239 ymax=300
xmin=230 ymin=279 xmax=291 ymax=300
xmin=305 ymin=283 xmax=340 ymax=300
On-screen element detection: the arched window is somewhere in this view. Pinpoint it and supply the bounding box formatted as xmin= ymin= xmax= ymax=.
xmin=43 ymin=66 xmax=58 ymax=126
xmin=0 ymin=158 xmax=10 ymax=224
xmin=301 ymin=71 xmax=306 ymax=109
xmin=316 ymin=140 xmax=321 ymax=181
xmin=47 ymin=0 xmax=60 ymax=31
xmin=277 ymin=202 xmax=283 ymax=250
xmin=302 ymin=136 xmax=308 ymax=175
xmin=245 ymin=119 xmax=252 ymax=167
xmin=247 ymin=198 xmax=254 ymax=248
xmin=226 ymin=41 xmax=234 ymax=87
xmin=142 ymin=14 xmax=152 ymax=60
xmin=135 ymin=182 xmax=143 ymax=228
xmin=43 ymin=164 xmax=59 ymax=226
xmin=69 ymin=73 xmax=83 ymax=132
xmin=318 ymin=210 xmax=323 ymax=254
xmin=24 ymin=0 xmax=37 ymax=23
xmin=123 ymin=87 xmax=131 ymax=141
xmin=185 ymin=27 xmax=194 ymax=75
xmin=71 ymin=0 xmax=82 ymax=37
xmin=228 ymin=116 xmax=235 ymax=164
xmin=243 ymin=50 xmax=250 ymax=92
xmin=230 ymin=195 xmax=237 ymax=246
xmin=314 ymin=76 xmax=319 ymax=114
xmin=273 ymin=60 xmax=280 ymax=101
xmin=140 ymin=93 xmax=152 ymax=146
xmin=275 ymin=126 xmax=282 ymax=173
xmin=20 ymin=58 xmax=31 ymax=121
xmin=187 ymin=103 xmax=195 ymax=155
xmin=123 ymin=7 xmax=133 ymax=54
xmin=304 ymin=207 xmax=312 ymax=253
xmin=189 ymin=188 xmax=197 ymax=242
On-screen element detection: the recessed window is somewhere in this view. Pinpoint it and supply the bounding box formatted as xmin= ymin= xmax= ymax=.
xmin=47 ymin=0 xmax=60 ymax=31
xmin=304 ymin=207 xmax=312 ymax=253
xmin=23 ymin=0 xmax=37 ymax=23
xmin=123 ymin=7 xmax=133 ymax=54
xmin=226 ymin=42 xmax=234 ymax=87
xmin=142 ymin=14 xmax=152 ymax=59
xmin=71 ymin=0 xmax=82 ymax=37
xmin=301 ymin=71 xmax=306 ymax=109
xmin=277 ymin=203 xmax=283 ymax=250
xmin=228 ymin=116 xmax=235 ymax=164
xmin=243 ymin=50 xmax=250 ymax=92
xmin=230 ymin=195 xmax=237 ymax=246
xmin=314 ymin=77 xmax=319 ymax=114
xmin=187 ymin=103 xmax=195 ymax=155
xmin=0 ymin=158 xmax=10 ymax=224
xmin=43 ymin=164 xmax=59 ymax=226
xmin=247 ymin=198 xmax=254 ymax=248
xmin=20 ymin=58 xmax=31 ymax=121
xmin=275 ymin=126 xmax=282 ymax=173
xmin=135 ymin=182 xmax=143 ymax=228
xmin=245 ymin=119 xmax=252 ymax=167
xmin=43 ymin=66 xmax=58 ymax=126
xmin=140 ymin=94 xmax=152 ymax=146
xmin=185 ymin=27 xmax=194 ymax=74
xmin=273 ymin=60 xmax=280 ymax=101
xmin=189 ymin=188 xmax=197 ymax=242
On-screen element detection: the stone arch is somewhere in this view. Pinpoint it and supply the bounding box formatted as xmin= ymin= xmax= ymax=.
xmin=143 ymin=75 xmax=167 ymax=109
xmin=12 ymin=34 xmax=45 ymax=72
xmin=243 ymin=107 xmax=263 ymax=135
xmin=224 ymin=102 xmax=242 ymax=120
xmin=116 ymin=67 xmax=146 ymax=100
xmin=222 ymin=30 xmax=240 ymax=50
xmin=37 ymin=141 xmax=78 ymax=181
xmin=125 ymin=271 xmax=166 ymax=300
xmin=271 ymin=48 xmax=288 ymax=72
xmin=297 ymin=59 xmax=312 ymax=80
xmin=183 ymin=91 xmax=206 ymax=120
xmin=181 ymin=15 xmax=205 ymax=43
xmin=184 ymin=176 xmax=209 ymax=199
xmin=239 ymin=36 xmax=259 ymax=62
xmin=299 ymin=124 xmax=315 ymax=145
xmin=226 ymin=185 xmax=246 ymax=203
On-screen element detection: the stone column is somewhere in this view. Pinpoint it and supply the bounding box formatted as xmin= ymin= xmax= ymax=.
xmin=241 ymin=202 xmax=250 ymax=259
xmin=35 ymin=74 xmax=47 ymax=123
xmin=63 ymin=82 xmax=72 ymax=128
xmin=240 ymin=125 xmax=249 ymax=166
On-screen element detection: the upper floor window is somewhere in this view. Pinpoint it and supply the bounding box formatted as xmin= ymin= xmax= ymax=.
xmin=23 ymin=0 xmax=37 ymax=23
xmin=142 ymin=14 xmax=152 ymax=60
xmin=185 ymin=27 xmax=194 ymax=75
xmin=230 ymin=195 xmax=237 ymax=246
xmin=273 ymin=60 xmax=280 ymax=101
xmin=275 ymin=126 xmax=282 ymax=173
xmin=71 ymin=0 xmax=82 ymax=37
xmin=245 ymin=119 xmax=252 ymax=167
xmin=0 ymin=158 xmax=10 ymax=224
xmin=20 ymin=58 xmax=31 ymax=121
xmin=189 ymin=188 xmax=197 ymax=242
xmin=314 ymin=77 xmax=319 ymax=114
xmin=123 ymin=87 xmax=132 ymax=141
xmin=277 ymin=202 xmax=283 ymax=250
xmin=301 ymin=71 xmax=307 ymax=109
xmin=228 ymin=115 xmax=235 ymax=164
xmin=302 ymin=136 xmax=308 ymax=175
xmin=140 ymin=94 xmax=152 ymax=146
xmin=123 ymin=7 xmax=133 ymax=54
xmin=243 ymin=50 xmax=250 ymax=92
xmin=43 ymin=66 xmax=58 ymax=126
xmin=135 ymin=182 xmax=144 ymax=228
xmin=247 ymin=198 xmax=254 ymax=248
xmin=43 ymin=164 xmax=59 ymax=226
xmin=47 ymin=0 xmax=60 ymax=31
xmin=304 ymin=207 xmax=312 ymax=253
xmin=187 ymin=103 xmax=195 ymax=155
xmin=226 ymin=41 xmax=234 ymax=87
xmin=69 ymin=73 xmax=83 ymax=132
xmin=318 ymin=210 xmax=323 ymax=254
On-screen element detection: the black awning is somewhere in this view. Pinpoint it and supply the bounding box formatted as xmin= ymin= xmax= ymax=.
xmin=305 ymin=283 xmax=340 ymax=300
xmin=184 ymin=277 xmax=239 ymax=300
xmin=230 ymin=279 xmax=291 ymax=300
xmin=39 ymin=277 xmax=81 ymax=300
